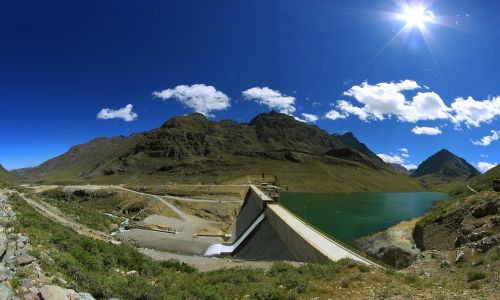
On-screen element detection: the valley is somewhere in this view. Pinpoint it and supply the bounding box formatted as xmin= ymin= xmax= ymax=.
xmin=0 ymin=113 xmax=498 ymax=299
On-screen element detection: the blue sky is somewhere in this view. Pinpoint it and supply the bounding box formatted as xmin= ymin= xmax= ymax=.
xmin=1 ymin=0 xmax=499 ymax=171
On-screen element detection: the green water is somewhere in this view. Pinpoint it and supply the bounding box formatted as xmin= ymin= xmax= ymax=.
xmin=279 ymin=192 xmax=449 ymax=244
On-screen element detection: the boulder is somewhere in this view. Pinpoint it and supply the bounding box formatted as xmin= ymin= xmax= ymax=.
xmin=0 ymin=283 xmax=12 ymax=300
xmin=0 ymin=267 xmax=13 ymax=282
xmin=470 ymin=200 xmax=499 ymax=218
xmin=0 ymin=235 xmax=7 ymax=259
xmin=39 ymin=285 xmax=80 ymax=300
xmin=15 ymin=255 xmax=35 ymax=266
xmin=78 ymin=293 xmax=96 ymax=300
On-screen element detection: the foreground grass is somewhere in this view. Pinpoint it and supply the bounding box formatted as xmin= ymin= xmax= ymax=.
xmin=10 ymin=192 xmax=497 ymax=299
xmin=8 ymin=194 xmax=369 ymax=299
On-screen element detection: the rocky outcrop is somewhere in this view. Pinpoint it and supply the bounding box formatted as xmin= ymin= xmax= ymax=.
xmin=354 ymin=218 xmax=421 ymax=268
xmin=413 ymin=191 xmax=500 ymax=262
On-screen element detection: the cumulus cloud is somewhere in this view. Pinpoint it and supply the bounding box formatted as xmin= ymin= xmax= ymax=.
xmin=477 ymin=162 xmax=498 ymax=173
xmin=411 ymin=126 xmax=442 ymax=135
xmin=153 ymin=84 xmax=230 ymax=117
xmin=242 ymin=87 xmax=296 ymax=115
xmin=333 ymin=80 xmax=500 ymax=127
xmin=451 ymin=96 xmax=500 ymax=127
xmin=377 ymin=154 xmax=405 ymax=164
xmin=301 ymin=113 xmax=319 ymax=123
xmin=337 ymin=80 xmax=451 ymax=122
xmin=337 ymin=100 xmax=369 ymax=121
xmin=472 ymin=130 xmax=500 ymax=146
xmin=399 ymin=148 xmax=408 ymax=153
xmin=324 ymin=110 xmax=346 ymax=120
xmin=97 ymin=104 xmax=138 ymax=122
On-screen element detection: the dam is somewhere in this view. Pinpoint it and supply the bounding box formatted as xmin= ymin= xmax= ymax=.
xmin=204 ymin=185 xmax=385 ymax=268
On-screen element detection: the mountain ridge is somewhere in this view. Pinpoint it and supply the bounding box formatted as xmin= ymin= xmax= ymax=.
xmin=12 ymin=111 xmax=423 ymax=192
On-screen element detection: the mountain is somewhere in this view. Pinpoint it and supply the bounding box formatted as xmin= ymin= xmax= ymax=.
xmin=14 ymin=111 xmax=423 ymax=192
xmin=0 ymin=164 xmax=18 ymax=184
xmin=411 ymin=149 xmax=479 ymax=183
xmin=388 ymin=163 xmax=410 ymax=176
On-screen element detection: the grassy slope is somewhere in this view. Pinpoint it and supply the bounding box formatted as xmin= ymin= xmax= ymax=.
xmin=9 ymin=194 xmax=498 ymax=299
xmin=34 ymin=155 xmax=424 ymax=193
xmin=0 ymin=164 xmax=19 ymax=186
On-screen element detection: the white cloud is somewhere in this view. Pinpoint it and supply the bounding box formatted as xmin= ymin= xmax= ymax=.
xmin=480 ymin=154 xmax=489 ymax=158
xmin=404 ymin=92 xmax=451 ymax=122
xmin=472 ymin=130 xmax=500 ymax=146
xmin=411 ymin=126 xmax=442 ymax=135
xmin=402 ymin=164 xmax=418 ymax=170
xmin=337 ymin=100 xmax=369 ymax=121
xmin=301 ymin=113 xmax=319 ymax=123
xmin=377 ymin=154 xmax=405 ymax=164
xmin=324 ymin=110 xmax=346 ymax=120
xmin=335 ymin=80 xmax=500 ymax=128
xmin=242 ymin=87 xmax=296 ymax=115
xmin=97 ymin=104 xmax=138 ymax=122
xmin=153 ymin=84 xmax=230 ymax=117
xmin=338 ymin=81 xmax=451 ymax=122
xmin=477 ymin=162 xmax=497 ymax=173
xmin=451 ymin=96 xmax=500 ymax=127
xmin=398 ymin=148 xmax=410 ymax=157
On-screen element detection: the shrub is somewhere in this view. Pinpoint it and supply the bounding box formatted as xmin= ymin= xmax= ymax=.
xmin=466 ymin=270 xmax=486 ymax=282
xmin=252 ymin=283 xmax=284 ymax=300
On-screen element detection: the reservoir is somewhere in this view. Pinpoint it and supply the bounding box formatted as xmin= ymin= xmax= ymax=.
xmin=279 ymin=192 xmax=449 ymax=244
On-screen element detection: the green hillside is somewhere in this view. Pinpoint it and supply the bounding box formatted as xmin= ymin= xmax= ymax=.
xmin=15 ymin=111 xmax=423 ymax=192
xmin=0 ymin=164 xmax=18 ymax=185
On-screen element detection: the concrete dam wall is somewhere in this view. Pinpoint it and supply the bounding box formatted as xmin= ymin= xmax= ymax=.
xmin=206 ymin=185 xmax=383 ymax=267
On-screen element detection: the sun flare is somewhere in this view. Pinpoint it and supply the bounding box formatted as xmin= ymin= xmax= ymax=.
xmin=399 ymin=6 xmax=434 ymax=28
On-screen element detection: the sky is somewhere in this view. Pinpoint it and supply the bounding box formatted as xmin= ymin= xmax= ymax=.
xmin=1 ymin=0 xmax=499 ymax=172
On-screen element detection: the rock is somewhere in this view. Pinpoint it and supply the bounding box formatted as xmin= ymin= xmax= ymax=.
xmin=470 ymin=200 xmax=499 ymax=218
xmin=17 ymin=236 xmax=28 ymax=243
xmin=39 ymin=285 xmax=72 ymax=300
xmin=15 ymin=256 xmax=35 ymax=266
xmin=7 ymin=234 xmax=17 ymax=241
xmin=440 ymin=260 xmax=450 ymax=268
xmin=125 ymin=270 xmax=137 ymax=276
xmin=0 ymin=267 xmax=13 ymax=282
xmin=14 ymin=249 xmax=29 ymax=257
xmin=0 ymin=235 xmax=7 ymax=259
xmin=0 ymin=283 xmax=12 ymax=300
xmin=78 ymin=293 xmax=95 ymax=300
xmin=19 ymin=279 xmax=32 ymax=288
xmin=455 ymin=249 xmax=465 ymax=263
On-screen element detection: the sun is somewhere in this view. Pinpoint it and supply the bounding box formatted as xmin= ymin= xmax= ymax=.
xmin=399 ymin=6 xmax=434 ymax=29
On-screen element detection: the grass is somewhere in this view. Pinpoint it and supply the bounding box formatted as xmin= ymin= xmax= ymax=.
xmin=8 ymin=189 xmax=497 ymax=299
xmin=8 ymin=193 xmax=366 ymax=299
xmin=25 ymin=153 xmax=425 ymax=193
xmin=416 ymin=199 xmax=454 ymax=227
xmin=466 ymin=270 xmax=486 ymax=282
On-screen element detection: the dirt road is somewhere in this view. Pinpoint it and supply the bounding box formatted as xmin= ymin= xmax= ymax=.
xmin=14 ymin=191 xmax=114 ymax=242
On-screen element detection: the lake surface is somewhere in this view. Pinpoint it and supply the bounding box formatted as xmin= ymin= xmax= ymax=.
xmin=279 ymin=192 xmax=449 ymax=244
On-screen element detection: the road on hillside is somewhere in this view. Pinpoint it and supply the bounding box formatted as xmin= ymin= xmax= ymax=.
xmin=467 ymin=185 xmax=478 ymax=194
xmin=162 ymin=194 xmax=243 ymax=204
xmin=114 ymin=186 xmax=188 ymax=221
xmin=7 ymin=190 xmax=113 ymax=242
